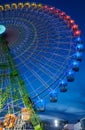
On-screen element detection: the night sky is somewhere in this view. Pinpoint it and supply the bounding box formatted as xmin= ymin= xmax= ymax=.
xmin=0 ymin=0 xmax=85 ymax=123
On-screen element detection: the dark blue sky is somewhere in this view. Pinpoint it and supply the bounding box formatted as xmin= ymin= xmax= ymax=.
xmin=1 ymin=0 xmax=85 ymax=123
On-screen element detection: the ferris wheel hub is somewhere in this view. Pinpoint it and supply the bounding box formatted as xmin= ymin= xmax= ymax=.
xmin=0 ymin=25 xmax=6 ymax=35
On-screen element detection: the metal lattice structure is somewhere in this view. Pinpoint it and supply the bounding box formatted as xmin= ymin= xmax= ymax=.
xmin=0 ymin=2 xmax=84 ymax=130
xmin=0 ymin=36 xmax=42 ymax=129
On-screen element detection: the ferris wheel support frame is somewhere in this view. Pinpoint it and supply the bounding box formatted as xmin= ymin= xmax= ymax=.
xmin=0 ymin=35 xmax=42 ymax=130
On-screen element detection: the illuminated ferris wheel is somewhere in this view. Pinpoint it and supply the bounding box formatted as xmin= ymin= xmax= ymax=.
xmin=0 ymin=2 xmax=84 ymax=130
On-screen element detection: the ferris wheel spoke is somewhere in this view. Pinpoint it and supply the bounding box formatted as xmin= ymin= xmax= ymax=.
xmin=19 ymin=55 xmax=52 ymax=85
xmin=17 ymin=55 xmax=65 ymax=97
xmin=14 ymin=47 xmax=72 ymax=71
xmin=19 ymin=50 xmax=67 ymax=73
xmin=26 ymin=48 xmax=71 ymax=61
xmin=19 ymin=57 xmax=54 ymax=94
xmin=27 ymin=53 xmax=67 ymax=73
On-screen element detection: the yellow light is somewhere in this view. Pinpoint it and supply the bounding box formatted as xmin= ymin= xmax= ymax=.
xmin=21 ymin=108 xmax=33 ymax=121
xmin=31 ymin=3 xmax=37 ymax=8
xmin=18 ymin=3 xmax=24 ymax=9
xmin=24 ymin=2 xmax=30 ymax=8
xmin=38 ymin=4 xmax=43 ymax=9
xmin=0 ymin=5 xmax=4 ymax=11
xmin=4 ymin=114 xmax=17 ymax=129
xmin=4 ymin=4 xmax=10 ymax=10
xmin=11 ymin=3 xmax=17 ymax=9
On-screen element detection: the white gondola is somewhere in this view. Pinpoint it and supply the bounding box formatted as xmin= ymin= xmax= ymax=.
xmin=59 ymin=80 xmax=67 ymax=92
xmin=50 ymin=91 xmax=58 ymax=102
xmin=67 ymin=70 xmax=75 ymax=82
xmin=60 ymin=87 xmax=67 ymax=92
xmin=76 ymin=44 xmax=84 ymax=52
xmin=75 ymin=37 xmax=82 ymax=43
xmin=35 ymin=99 xmax=45 ymax=112
xmin=74 ymin=52 xmax=83 ymax=61
xmin=72 ymin=61 xmax=80 ymax=72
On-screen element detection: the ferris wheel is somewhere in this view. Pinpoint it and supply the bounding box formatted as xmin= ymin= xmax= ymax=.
xmin=0 ymin=2 xmax=84 ymax=130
